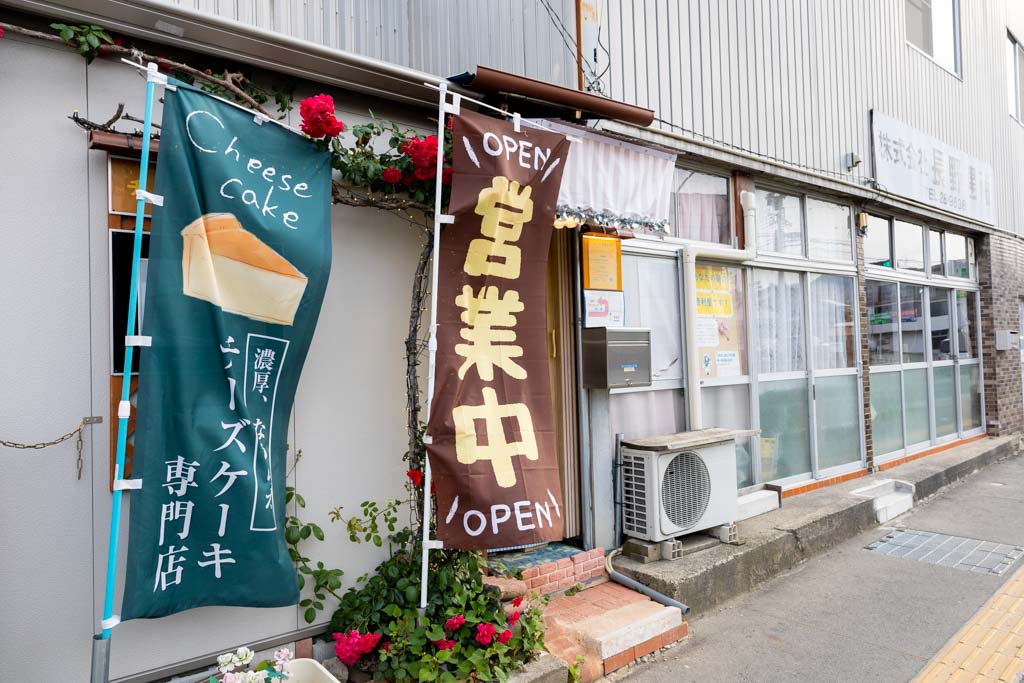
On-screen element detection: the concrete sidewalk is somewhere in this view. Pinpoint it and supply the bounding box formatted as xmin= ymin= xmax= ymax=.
xmin=616 ymin=443 xmax=1024 ymax=682
xmin=615 ymin=436 xmax=1018 ymax=616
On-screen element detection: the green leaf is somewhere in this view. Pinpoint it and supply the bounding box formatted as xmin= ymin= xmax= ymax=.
xmin=304 ymin=606 xmax=317 ymax=623
xmin=285 ymin=526 xmax=301 ymax=545
xmin=300 ymin=525 xmax=312 ymax=540
xmin=60 ymin=28 xmax=75 ymax=41
xmin=85 ymin=33 xmax=100 ymax=48
xmin=312 ymin=524 xmax=325 ymax=541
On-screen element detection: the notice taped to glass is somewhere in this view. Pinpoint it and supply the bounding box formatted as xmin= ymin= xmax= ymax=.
xmin=427 ymin=110 xmax=571 ymax=549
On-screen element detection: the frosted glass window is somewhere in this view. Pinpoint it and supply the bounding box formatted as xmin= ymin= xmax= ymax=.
xmin=895 ymin=221 xmax=925 ymax=271
xmin=904 ymin=368 xmax=930 ymax=445
xmin=946 ymin=233 xmax=968 ymax=278
xmin=930 ymin=230 xmax=944 ymax=276
xmin=753 ymin=269 xmax=805 ymax=374
xmin=703 ymin=384 xmax=753 ymax=488
xmin=809 ymin=274 xmax=856 ymax=369
xmin=955 ymin=290 xmax=977 ymax=359
xmin=609 ymin=390 xmax=686 ymax=441
xmin=960 ymin=364 xmax=982 ymax=430
xmin=867 ymin=281 xmax=900 ymax=366
xmin=905 ymin=0 xmax=960 ymax=74
xmin=621 ymin=256 xmax=683 ymax=382
xmin=807 ymin=198 xmax=852 ymax=261
xmin=900 ymin=285 xmax=926 ymax=363
xmin=815 ymin=375 xmax=861 ymax=470
xmin=933 ymin=366 xmax=957 ymax=437
xmin=673 ymin=169 xmax=731 ymax=244
xmin=870 ymin=371 xmax=905 ymax=456
xmin=758 ymin=379 xmax=811 ymax=481
xmin=930 ymin=287 xmax=953 ymax=361
xmin=756 ymin=189 xmax=803 ymax=256
xmin=864 ymin=215 xmax=893 ymax=267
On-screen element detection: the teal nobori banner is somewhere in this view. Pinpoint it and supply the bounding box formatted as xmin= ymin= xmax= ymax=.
xmin=121 ymin=83 xmax=332 ymax=619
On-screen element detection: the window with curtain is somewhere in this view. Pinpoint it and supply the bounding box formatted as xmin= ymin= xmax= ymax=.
xmin=808 ymin=274 xmax=856 ymax=369
xmin=672 ymin=168 xmax=731 ymax=245
xmin=620 ymin=255 xmax=683 ymax=383
xmin=806 ymin=198 xmax=852 ymax=262
xmin=866 ymin=280 xmax=900 ymax=365
xmin=756 ymin=189 xmax=804 ymax=256
xmin=752 ymin=269 xmax=805 ymax=373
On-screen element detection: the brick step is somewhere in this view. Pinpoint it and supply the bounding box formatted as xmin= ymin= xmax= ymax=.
xmin=541 ymin=581 xmax=688 ymax=681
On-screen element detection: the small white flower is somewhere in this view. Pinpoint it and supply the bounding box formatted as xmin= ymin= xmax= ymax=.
xmin=217 ymin=652 xmax=237 ymax=674
xmin=233 ymin=647 xmax=255 ymax=667
xmin=273 ymin=647 xmax=293 ymax=674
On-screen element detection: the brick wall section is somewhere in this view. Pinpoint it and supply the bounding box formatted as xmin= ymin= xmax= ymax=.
xmin=856 ymin=225 xmax=875 ymax=470
xmin=978 ymin=232 xmax=1024 ymax=436
xmin=521 ymin=548 xmax=606 ymax=596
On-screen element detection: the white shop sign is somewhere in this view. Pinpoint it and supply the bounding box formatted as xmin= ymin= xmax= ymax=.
xmin=871 ymin=111 xmax=995 ymax=225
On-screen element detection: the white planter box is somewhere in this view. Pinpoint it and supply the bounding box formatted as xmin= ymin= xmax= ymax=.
xmin=287 ymin=659 xmax=342 ymax=683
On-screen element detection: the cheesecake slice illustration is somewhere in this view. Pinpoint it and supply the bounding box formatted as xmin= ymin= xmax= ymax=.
xmin=181 ymin=213 xmax=307 ymax=326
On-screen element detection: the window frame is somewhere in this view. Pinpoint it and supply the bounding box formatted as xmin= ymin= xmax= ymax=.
xmin=863 ymin=214 xmax=978 ymax=285
xmin=752 ymin=183 xmax=856 ymax=268
xmin=905 ymin=0 xmax=963 ymax=78
xmin=669 ymin=164 xmax=736 ymax=248
xmin=1010 ymin=31 xmax=1024 ymax=124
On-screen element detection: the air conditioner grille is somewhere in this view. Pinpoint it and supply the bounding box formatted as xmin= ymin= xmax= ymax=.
xmin=621 ymin=452 xmax=647 ymax=535
xmin=662 ymin=451 xmax=711 ymax=530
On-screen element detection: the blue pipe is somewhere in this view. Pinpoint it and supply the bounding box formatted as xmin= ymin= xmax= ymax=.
xmin=99 ymin=65 xmax=158 ymax=640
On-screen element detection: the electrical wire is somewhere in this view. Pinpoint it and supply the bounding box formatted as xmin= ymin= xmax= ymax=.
xmin=537 ymin=0 xmax=606 ymax=94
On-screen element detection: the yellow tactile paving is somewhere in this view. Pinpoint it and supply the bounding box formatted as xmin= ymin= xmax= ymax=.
xmin=915 ymin=564 xmax=1024 ymax=682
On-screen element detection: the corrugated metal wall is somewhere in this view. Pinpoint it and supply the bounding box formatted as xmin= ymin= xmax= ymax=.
xmin=167 ymin=0 xmax=579 ymax=87
xmin=166 ymin=0 xmax=1024 ymax=233
xmin=599 ymin=0 xmax=1024 ymax=235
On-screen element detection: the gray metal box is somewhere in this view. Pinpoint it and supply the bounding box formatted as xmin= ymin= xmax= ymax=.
xmin=581 ymin=327 xmax=652 ymax=388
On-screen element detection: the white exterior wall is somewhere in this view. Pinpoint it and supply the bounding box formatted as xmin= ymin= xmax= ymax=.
xmin=0 ymin=35 xmax=427 ymax=681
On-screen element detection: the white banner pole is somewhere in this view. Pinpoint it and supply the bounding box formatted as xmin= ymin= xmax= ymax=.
xmin=419 ymin=81 xmax=451 ymax=611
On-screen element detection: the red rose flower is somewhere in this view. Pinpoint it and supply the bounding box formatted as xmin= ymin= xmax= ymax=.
xmin=406 ymin=469 xmax=423 ymax=487
xmin=430 ymin=482 xmax=437 ymax=494
xmin=0 ymin=26 xmax=6 ymax=40
xmin=497 ymin=629 xmax=513 ymax=645
xmin=507 ymin=611 xmax=520 ymax=626
xmin=444 ymin=614 xmax=466 ymax=631
xmin=381 ymin=641 xmax=391 ymax=653
xmin=446 ymin=116 xmax=454 ymax=130
xmin=382 ymin=167 xmax=402 ymax=184
xmin=441 ymin=168 xmax=453 ymax=185
xmin=512 ymin=596 xmax=524 ymax=608
xmin=402 ymin=174 xmax=416 ymax=188
xmin=299 ymin=94 xmax=345 ymax=139
xmin=332 ymin=630 xmax=380 ymax=666
xmin=434 ymin=638 xmax=456 ymax=650
xmin=475 ymin=623 xmax=497 ymax=646
xmin=414 ymin=164 xmax=436 ymax=181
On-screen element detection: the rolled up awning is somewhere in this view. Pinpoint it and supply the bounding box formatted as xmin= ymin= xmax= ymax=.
xmin=538 ymin=121 xmax=677 ymax=233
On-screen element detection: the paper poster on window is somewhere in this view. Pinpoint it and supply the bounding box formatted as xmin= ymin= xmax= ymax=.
xmin=696 ymin=317 xmax=720 ymax=347
xmin=715 ymin=350 xmax=740 ymax=377
xmin=584 ymin=289 xmax=625 ymax=328
xmin=694 ymin=264 xmax=746 ymax=378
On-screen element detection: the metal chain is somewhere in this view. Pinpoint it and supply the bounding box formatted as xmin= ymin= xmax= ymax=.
xmin=2 ymin=422 xmax=88 ymax=480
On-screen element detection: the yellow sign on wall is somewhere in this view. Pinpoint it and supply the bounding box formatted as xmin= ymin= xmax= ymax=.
xmin=695 ymin=265 xmax=734 ymax=317
xmin=582 ymin=233 xmax=622 ymax=291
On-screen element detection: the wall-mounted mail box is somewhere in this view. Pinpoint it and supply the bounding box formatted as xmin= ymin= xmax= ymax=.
xmin=582 ymin=327 xmax=652 ymax=389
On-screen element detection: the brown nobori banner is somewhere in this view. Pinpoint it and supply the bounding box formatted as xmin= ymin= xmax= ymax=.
xmin=427 ymin=110 xmax=571 ymax=550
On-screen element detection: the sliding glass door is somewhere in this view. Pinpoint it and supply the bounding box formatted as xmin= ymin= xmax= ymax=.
xmin=749 ymin=268 xmax=863 ymax=485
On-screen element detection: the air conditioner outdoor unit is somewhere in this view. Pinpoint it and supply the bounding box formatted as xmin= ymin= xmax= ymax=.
xmin=620 ymin=428 xmax=738 ymax=543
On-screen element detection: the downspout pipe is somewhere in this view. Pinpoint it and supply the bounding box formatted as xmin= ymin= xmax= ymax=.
xmin=606 ymin=549 xmax=691 ymax=615
xmin=683 ymin=189 xmax=758 ymax=430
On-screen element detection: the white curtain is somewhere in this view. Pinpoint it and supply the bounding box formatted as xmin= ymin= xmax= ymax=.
xmin=753 ymin=269 xmax=805 ymax=374
xmin=809 ymin=275 xmax=855 ymax=370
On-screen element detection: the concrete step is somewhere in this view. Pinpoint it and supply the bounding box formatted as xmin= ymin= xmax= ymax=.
xmin=541 ymin=581 xmax=689 ymax=682
xmin=737 ymin=488 xmax=781 ymax=521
